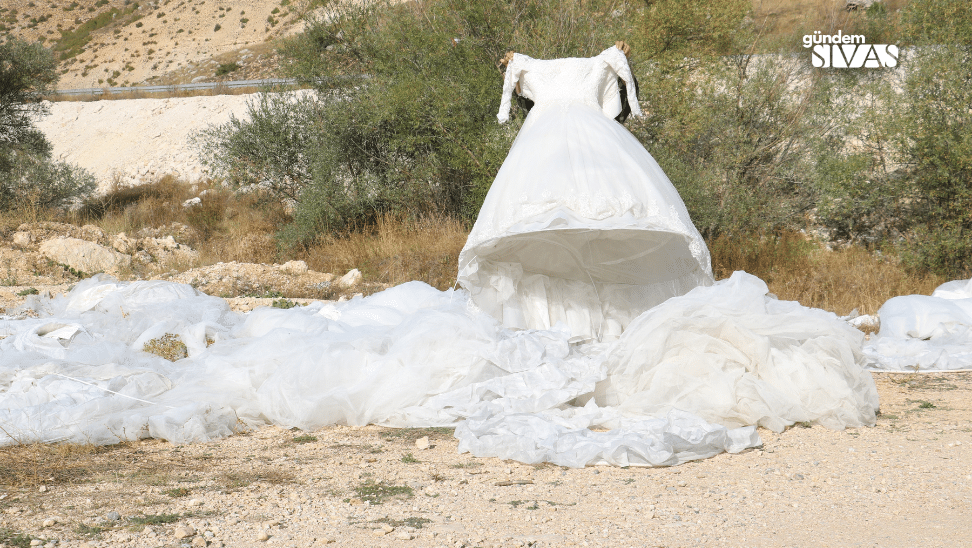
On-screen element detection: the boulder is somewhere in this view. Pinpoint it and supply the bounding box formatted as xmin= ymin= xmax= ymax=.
xmin=279 ymin=260 xmax=309 ymax=276
xmin=845 ymin=0 xmax=878 ymax=10
xmin=111 ymin=233 xmax=137 ymax=254
xmin=12 ymin=231 xmax=34 ymax=248
xmin=338 ymin=268 xmax=362 ymax=288
xmin=140 ymin=236 xmax=199 ymax=268
xmin=39 ymin=237 xmax=130 ymax=274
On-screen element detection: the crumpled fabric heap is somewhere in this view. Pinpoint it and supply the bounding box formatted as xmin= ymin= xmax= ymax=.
xmin=0 ymin=272 xmax=878 ymax=467
xmin=865 ymin=278 xmax=972 ymax=371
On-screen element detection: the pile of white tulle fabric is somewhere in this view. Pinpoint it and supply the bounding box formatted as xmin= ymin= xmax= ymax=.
xmin=0 ymin=271 xmax=879 ymax=467
xmin=865 ymin=278 xmax=972 ymax=371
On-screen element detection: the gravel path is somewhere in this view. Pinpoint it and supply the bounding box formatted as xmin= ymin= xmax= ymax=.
xmin=2 ymin=373 xmax=970 ymax=548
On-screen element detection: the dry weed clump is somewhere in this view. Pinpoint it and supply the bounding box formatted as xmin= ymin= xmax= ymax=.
xmin=142 ymin=334 xmax=189 ymax=361
xmin=301 ymin=214 xmax=469 ymax=291
xmin=0 ymin=443 xmax=109 ymax=488
xmin=711 ymin=231 xmax=945 ymax=315
xmin=77 ymin=175 xmax=199 ymax=235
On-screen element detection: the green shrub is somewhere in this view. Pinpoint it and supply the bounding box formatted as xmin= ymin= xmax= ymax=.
xmin=1 ymin=39 xmax=57 ymax=165
xmin=0 ymin=151 xmax=96 ymax=211
xmin=197 ymin=91 xmax=321 ymax=202
xmin=199 ymin=0 xmax=634 ymax=243
xmin=215 ymin=61 xmax=238 ymax=75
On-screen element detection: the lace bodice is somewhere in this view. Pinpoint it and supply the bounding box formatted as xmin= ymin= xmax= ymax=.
xmin=497 ymin=46 xmax=642 ymax=123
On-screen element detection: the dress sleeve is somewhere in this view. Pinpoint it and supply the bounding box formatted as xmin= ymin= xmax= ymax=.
xmin=497 ymin=54 xmax=526 ymax=124
xmin=600 ymin=46 xmax=642 ymax=118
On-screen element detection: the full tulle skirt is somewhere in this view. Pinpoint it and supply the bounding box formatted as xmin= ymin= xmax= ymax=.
xmin=459 ymin=102 xmax=712 ymax=342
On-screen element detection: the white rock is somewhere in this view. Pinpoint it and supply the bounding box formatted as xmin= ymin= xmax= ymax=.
xmin=396 ymin=531 xmax=414 ymax=540
xmin=38 ymin=485 xmax=47 ymax=493
xmin=257 ymin=531 xmax=270 ymax=541
xmin=174 ymin=526 xmax=196 ymax=539
xmin=183 ymin=197 xmax=202 ymax=208
xmin=39 ymin=237 xmax=130 ymax=274
xmin=338 ymin=268 xmax=362 ymax=287
xmin=42 ymin=518 xmax=58 ymax=527
xmin=111 ymin=233 xmax=136 ymax=254
xmin=415 ymin=436 xmax=430 ymax=450
xmin=279 ymin=260 xmax=309 ymax=276
xmin=12 ymin=231 xmax=34 ymax=248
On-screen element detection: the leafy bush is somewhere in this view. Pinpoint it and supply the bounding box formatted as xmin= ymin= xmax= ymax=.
xmin=894 ymin=45 xmax=972 ymax=277
xmin=1 ymin=38 xmax=95 ymax=212
xmin=197 ymin=92 xmax=321 ymax=202
xmin=201 ymin=0 xmax=633 ymax=243
xmin=807 ymin=0 xmax=972 ymax=277
xmin=0 ymin=38 xmax=57 ymax=167
xmin=0 ymin=152 xmax=96 ymax=211
xmin=213 ymin=61 xmax=234 ymax=76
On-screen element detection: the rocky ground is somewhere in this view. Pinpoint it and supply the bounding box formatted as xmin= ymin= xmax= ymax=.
xmin=0 ymin=221 xmax=376 ymax=314
xmin=0 ymin=373 xmax=969 ymax=548
xmin=3 ymin=0 xmax=303 ymax=89
xmin=1 ymin=222 xmax=970 ymax=548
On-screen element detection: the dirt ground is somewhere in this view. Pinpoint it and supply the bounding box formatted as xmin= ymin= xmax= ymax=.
xmin=1 ymin=372 xmax=970 ymax=548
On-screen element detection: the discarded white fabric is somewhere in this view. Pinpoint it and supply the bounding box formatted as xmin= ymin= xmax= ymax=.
xmin=0 ymin=273 xmax=878 ymax=467
xmin=865 ymin=278 xmax=972 ymax=371
xmin=459 ymin=47 xmax=712 ymax=342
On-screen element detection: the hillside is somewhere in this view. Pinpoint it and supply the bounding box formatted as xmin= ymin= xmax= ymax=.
xmin=0 ymin=0 xmax=305 ymax=88
xmin=0 ymin=0 xmax=913 ymax=90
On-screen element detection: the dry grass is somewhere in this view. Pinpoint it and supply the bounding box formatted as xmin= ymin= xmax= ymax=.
xmin=65 ymin=176 xmax=466 ymax=289
xmin=75 ymin=176 xmax=289 ymax=266
xmin=751 ymin=0 xmax=911 ymax=44
xmin=300 ymin=214 xmax=470 ymax=291
xmin=5 ymin=176 xmax=945 ymax=312
xmin=0 ymin=442 xmax=121 ymax=488
xmin=711 ymin=231 xmax=945 ymax=316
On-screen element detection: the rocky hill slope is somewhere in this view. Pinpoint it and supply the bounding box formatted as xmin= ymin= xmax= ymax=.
xmin=1 ymin=0 xmax=304 ymax=88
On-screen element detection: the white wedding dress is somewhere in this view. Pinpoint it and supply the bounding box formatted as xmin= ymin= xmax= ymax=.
xmin=458 ymin=46 xmax=712 ymax=341
xmin=0 ymin=48 xmax=881 ymax=468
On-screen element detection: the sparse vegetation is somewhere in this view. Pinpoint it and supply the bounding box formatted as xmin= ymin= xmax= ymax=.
xmin=52 ymin=3 xmax=140 ymax=60
xmin=0 ymin=528 xmax=35 ymax=548
xmin=374 ymin=516 xmax=432 ymax=530
xmin=128 ymin=513 xmax=182 ymax=525
xmin=142 ymin=333 xmax=189 ymax=361
xmin=1 ymin=39 xmax=95 ymax=212
xmin=353 ymin=479 xmax=413 ymax=504
xmin=214 ymin=61 xmax=238 ymax=76
xmin=292 ymin=434 xmax=317 ymax=443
